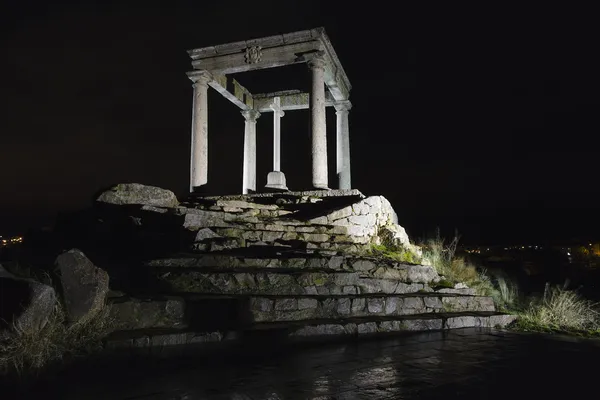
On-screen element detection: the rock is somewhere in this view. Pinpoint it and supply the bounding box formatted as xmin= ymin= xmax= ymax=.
xmin=96 ymin=183 xmax=179 ymax=208
xmin=378 ymin=224 xmax=410 ymax=247
xmin=55 ymin=249 xmax=109 ymax=324
xmin=109 ymin=297 xmax=186 ymax=330
xmin=0 ymin=276 xmax=56 ymax=339
xmin=195 ymin=228 xmax=221 ymax=242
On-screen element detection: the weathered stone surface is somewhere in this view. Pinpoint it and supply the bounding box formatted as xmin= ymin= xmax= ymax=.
xmin=352 ymin=259 xmax=376 ymax=272
xmin=55 ymin=249 xmax=109 ymax=324
xmin=183 ymin=211 xmax=230 ymax=230
xmin=195 ymin=228 xmax=221 ymax=241
xmin=0 ymin=277 xmax=56 ymax=339
xmin=298 ymin=298 xmax=318 ymax=310
xmin=96 ymin=183 xmax=179 ymax=208
xmin=442 ymin=296 xmax=495 ymax=312
xmin=110 ymin=297 xmax=186 ymax=331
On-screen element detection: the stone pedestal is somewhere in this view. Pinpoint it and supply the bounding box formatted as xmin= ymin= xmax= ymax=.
xmin=265 ymin=171 xmax=288 ymax=191
xmin=309 ymin=54 xmax=328 ymax=190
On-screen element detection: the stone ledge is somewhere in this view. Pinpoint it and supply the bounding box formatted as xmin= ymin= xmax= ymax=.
xmin=191 ymin=189 xmax=364 ymax=201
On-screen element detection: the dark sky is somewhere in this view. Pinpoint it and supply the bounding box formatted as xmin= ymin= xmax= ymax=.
xmin=0 ymin=1 xmax=598 ymax=245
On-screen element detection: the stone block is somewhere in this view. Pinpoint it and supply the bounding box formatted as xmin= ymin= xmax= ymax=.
xmin=183 ymin=211 xmax=230 ymax=230
xmin=298 ymin=298 xmax=318 ymax=310
xmin=342 ymin=286 xmax=358 ymax=295
xmin=307 ymin=216 xmax=328 ymax=224
xmin=282 ymin=232 xmax=298 ymax=241
xmin=357 ymin=322 xmax=377 ymax=334
xmin=275 ymin=298 xmax=298 ymax=311
xmin=423 ymin=296 xmax=443 ymax=309
xmin=352 ymin=259 xmax=376 ymax=272
xmin=327 ymin=206 xmax=353 ymax=222
xmin=295 ymin=226 xmax=316 ymax=233
xmin=367 ymin=298 xmax=384 ymax=314
xmin=351 ymin=298 xmax=366 ymax=313
xmin=348 ymin=214 xmax=376 ymax=227
xmin=402 ymin=297 xmax=425 ymax=313
xmin=352 ymin=202 xmax=370 ymax=215
xmin=242 ymin=230 xmax=262 ymax=241
xmin=384 ymin=297 xmax=399 ymax=314
xmin=445 ymin=316 xmax=478 ymax=329
xmin=222 ymin=207 xmax=243 ymax=212
xmin=301 ymin=233 xmax=330 ymax=242
xmin=327 ymin=256 xmax=345 ymax=269
xmin=251 ymin=298 xmax=274 ymax=312
xmin=195 ymin=228 xmax=221 ymax=241
xmin=262 ymin=231 xmax=284 ymax=242
xmin=336 ymin=298 xmax=351 ymax=315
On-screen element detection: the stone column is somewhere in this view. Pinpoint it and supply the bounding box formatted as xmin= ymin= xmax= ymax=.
xmin=265 ymin=97 xmax=288 ymax=191
xmin=308 ymin=54 xmax=328 ymax=190
xmin=188 ymin=71 xmax=212 ymax=192
xmin=335 ymin=101 xmax=352 ymax=190
xmin=241 ymin=110 xmax=260 ymax=194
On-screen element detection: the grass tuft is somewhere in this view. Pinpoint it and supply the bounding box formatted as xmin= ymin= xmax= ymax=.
xmin=0 ymin=302 xmax=113 ymax=377
xmin=514 ymin=285 xmax=600 ymax=335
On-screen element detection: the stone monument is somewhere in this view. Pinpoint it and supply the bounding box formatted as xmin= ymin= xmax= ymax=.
xmin=186 ymin=27 xmax=352 ymax=194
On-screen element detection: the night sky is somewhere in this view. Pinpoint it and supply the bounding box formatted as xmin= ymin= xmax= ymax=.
xmin=1 ymin=1 xmax=598 ymax=245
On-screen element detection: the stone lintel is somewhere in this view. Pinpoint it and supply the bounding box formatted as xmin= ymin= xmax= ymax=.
xmin=187 ymin=28 xmax=351 ymax=99
xmin=254 ymin=91 xmax=336 ymax=112
xmin=191 ymin=41 xmax=323 ymax=74
xmin=187 ymin=29 xmax=321 ymax=60
xmin=210 ymin=74 xmax=254 ymax=110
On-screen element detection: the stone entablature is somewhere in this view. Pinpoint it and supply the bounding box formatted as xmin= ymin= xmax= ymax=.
xmin=186 ymin=28 xmax=353 ymax=194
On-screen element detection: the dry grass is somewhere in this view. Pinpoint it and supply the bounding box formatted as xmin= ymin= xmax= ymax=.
xmin=0 ymin=302 xmax=113 ymax=377
xmin=516 ymin=285 xmax=600 ymax=333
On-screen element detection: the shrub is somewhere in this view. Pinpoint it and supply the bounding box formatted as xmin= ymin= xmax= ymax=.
xmin=515 ymin=285 xmax=600 ymax=334
xmin=0 ymin=302 xmax=113 ymax=377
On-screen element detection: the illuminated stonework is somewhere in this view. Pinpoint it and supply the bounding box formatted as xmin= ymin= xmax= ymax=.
xmin=186 ymin=28 xmax=352 ymax=194
xmin=244 ymin=46 xmax=262 ymax=64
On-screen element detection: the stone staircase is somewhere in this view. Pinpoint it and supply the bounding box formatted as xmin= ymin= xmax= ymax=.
xmin=97 ymin=189 xmax=516 ymax=354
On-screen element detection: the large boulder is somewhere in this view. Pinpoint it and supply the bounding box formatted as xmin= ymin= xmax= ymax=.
xmin=96 ymin=183 xmax=179 ymax=208
xmin=55 ymin=249 xmax=109 ymax=324
xmin=0 ymin=274 xmax=56 ymax=340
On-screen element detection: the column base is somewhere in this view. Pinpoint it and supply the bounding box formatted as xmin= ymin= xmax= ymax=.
xmin=312 ymin=184 xmax=330 ymax=190
xmin=265 ymin=171 xmax=288 ymax=191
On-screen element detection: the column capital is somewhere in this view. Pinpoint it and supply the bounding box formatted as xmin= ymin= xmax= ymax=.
xmin=334 ymin=100 xmax=352 ymax=113
xmin=307 ymin=52 xmax=327 ymax=71
xmin=241 ymin=109 xmax=261 ymax=122
xmin=187 ymin=70 xmax=212 ymax=87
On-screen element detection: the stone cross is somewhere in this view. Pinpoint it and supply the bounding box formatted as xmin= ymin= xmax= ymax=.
xmin=265 ymin=97 xmax=288 ymax=191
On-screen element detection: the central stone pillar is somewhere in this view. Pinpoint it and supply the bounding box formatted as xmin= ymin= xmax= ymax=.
xmin=241 ymin=110 xmax=260 ymax=194
xmin=335 ymin=101 xmax=352 ymax=189
xmin=308 ymin=54 xmax=328 ymax=190
xmin=188 ymin=71 xmax=212 ymax=192
xmin=265 ymin=97 xmax=288 ymax=191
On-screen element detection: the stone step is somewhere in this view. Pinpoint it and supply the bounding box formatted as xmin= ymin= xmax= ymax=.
xmin=251 ymin=312 xmax=518 ymax=339
xmin=108 ymin=296 xmax=188 ymax=331
xmin=146 ymin=253 xmax=440 ymax=284
xmin=151 ymin=269 xmax=438 ymax=296
xmin=247 ymin=294 xmax=495 ymax=322
xmin=103 ymin=328 xmax=230 ymax=355
xmin=102 ymin=311 xmax=517 ymax=354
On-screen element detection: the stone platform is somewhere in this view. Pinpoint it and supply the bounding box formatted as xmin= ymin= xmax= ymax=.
xmin=87 ymin=185 xmax=516 ymax=354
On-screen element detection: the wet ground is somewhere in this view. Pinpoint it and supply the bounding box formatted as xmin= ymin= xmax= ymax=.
xmin=6 ymin=328 xmax=600 ymax=399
